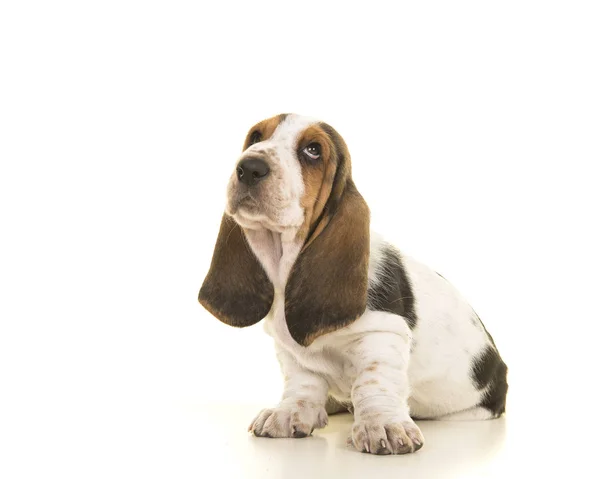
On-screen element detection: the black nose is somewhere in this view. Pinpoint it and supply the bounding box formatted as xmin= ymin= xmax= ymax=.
xmin=236 ymin=157 xmax=270 ymax=186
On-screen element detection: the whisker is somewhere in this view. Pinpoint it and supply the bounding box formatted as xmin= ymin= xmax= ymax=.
xmin=225 ymin=223 xmax=236 ymax=245
xmin=389 ymin=296 xmax=414 ymax=304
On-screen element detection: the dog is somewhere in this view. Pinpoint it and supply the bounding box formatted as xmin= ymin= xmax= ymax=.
xmin=198 ymin=113 xmax=508 ymax=455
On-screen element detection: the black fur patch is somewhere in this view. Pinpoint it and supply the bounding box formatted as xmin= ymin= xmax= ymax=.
xmin=367 ymin=245 xmax=418 ymax=329
xmin=471 ymin=344 xmax=508 ymax=416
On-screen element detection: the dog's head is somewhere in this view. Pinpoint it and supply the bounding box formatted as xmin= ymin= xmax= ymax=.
xmin=199 ymin=114 xmax=370 ymax=346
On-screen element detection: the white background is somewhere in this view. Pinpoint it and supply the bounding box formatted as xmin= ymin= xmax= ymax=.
xmin=1 ymin=1 xmax=599 ymax=477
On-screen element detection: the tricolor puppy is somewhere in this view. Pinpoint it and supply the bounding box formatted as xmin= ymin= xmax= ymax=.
xmin=198 ymin=114 xmax=508 ymax=455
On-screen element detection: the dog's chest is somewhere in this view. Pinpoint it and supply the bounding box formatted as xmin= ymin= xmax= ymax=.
xmin=265 ymin=293 xmax=356 ymax=398
xmin=252 ymin=234 xmax=357 ymax=398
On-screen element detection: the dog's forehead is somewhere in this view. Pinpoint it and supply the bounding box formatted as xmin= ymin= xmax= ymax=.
xmin=244 ymin=114 xmax=318 ymax=154
xmin=271 ymin=114 xmax=319 ymax=144
xmin=243 ymin=114 xmax=323 ymax=157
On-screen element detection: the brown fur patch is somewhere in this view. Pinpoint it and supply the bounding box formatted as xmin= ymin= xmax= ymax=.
xmin=284 ymin=123 xmax=370 ymax=346
xmin=365 ymin=361 xmax=380 ymax=372
xmin=297 ymin=400 xmax=306 ymax=408
xmin=363 ymin=379 xmax=379 ymax=385
xmin=296 ymin=125 xmax=336 ymax=240
xmin=286 ymin=181 xmax=370 ymax=346
xmin=198 ymin=215 xmax=273 ymax=327
xmin=242 ymin=114 xmax=287 ymax=151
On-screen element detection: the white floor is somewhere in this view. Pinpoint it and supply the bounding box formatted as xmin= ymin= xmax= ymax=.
xmin=101 ymin=398 xmax=591 ymax=479
xmin=3 ymin=390 xmax=598 ymax=479
xmin=192 ymin=403 xmax=510 ymax=479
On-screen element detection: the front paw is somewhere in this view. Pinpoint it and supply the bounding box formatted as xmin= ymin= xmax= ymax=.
xmin=249 ymin=401 xmax=328 ymax=438
xmin=351 ymin=417 xmax=424 ymax=455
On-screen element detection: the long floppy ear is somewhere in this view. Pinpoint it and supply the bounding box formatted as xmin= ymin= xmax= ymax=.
xmin=198 ymin=214 xmax=274 ymax=327
xmin=285 ymin=126 xmax=370 ymax=346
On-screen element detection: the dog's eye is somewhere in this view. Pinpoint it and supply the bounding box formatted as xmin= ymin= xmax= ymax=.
xmin=303 ymin=143 xmax=321 ymax=161
xmin=249 ymin=131 xmax=262 ymax=145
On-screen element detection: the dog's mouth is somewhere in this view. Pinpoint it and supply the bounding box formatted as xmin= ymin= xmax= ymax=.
xmin=227 ymin=190 xmax=261 ymax=215
xmin=226 ymin=176 xmax=302 ymax=232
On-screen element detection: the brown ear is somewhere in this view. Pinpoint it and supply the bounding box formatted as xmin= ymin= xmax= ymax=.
xmin=285 ymin=123 xmax=370 ymax=346
xmin=198 ymin=214 xmax=274 ymax=327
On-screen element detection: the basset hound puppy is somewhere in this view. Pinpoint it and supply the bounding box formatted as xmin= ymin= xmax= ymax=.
xmin=198 ymin=114 xmax=508 ymax=455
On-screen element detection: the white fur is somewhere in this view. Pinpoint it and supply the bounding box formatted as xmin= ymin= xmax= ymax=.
xmin=227 ymin=114 xmax=497 ymax=454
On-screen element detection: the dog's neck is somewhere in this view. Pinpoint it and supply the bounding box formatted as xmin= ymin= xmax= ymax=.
xmin=243 ymin=227 xmax=302 ymax=291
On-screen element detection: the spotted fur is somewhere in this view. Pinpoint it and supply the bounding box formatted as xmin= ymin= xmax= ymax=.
xmin=198 ymin=114 xmax=508 ymax=455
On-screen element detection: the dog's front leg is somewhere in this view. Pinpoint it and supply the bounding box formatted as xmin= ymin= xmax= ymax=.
xmin=350 ymin=329 xmax=424 ymax=455
xmin=249 ymin=347 xmax=329 ymax=438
